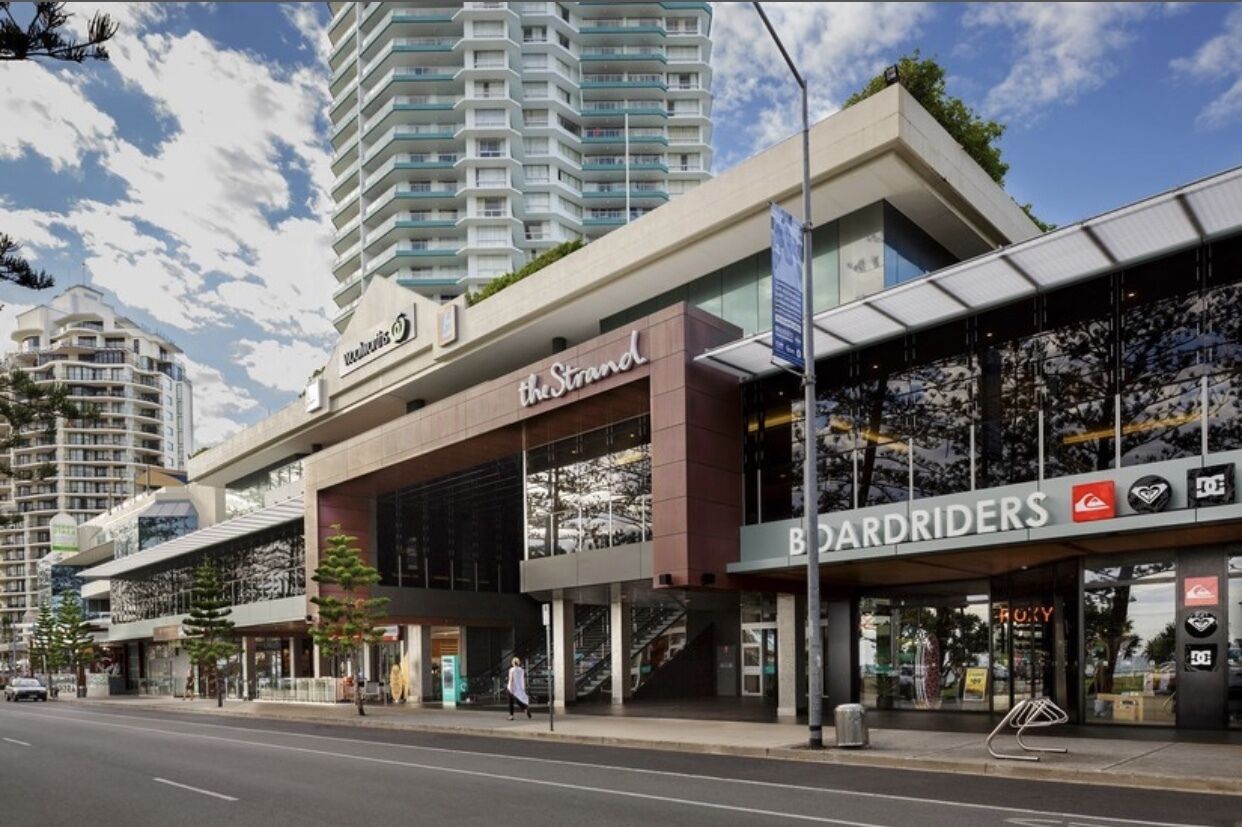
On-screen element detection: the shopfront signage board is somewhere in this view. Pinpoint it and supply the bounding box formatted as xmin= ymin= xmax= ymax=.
xmin=769 ymin=203 xmax=804 ymax=372
xmin=1127 ymin=475 xmax=1171 ymax=513
xmin=340 ymin=306 xmax=416 ymax=377
xmin=963 ymin=668 xmax=988 ymax=702
xmin=1188 ymin=464 xmax=1235 ymax=507
xmin=1071 ymin=481 xmax=1115 ymax=522
xmin=1184 ymin=576 xmax=1219 ymax=607
xmin=518 ymin=330 xmax=647 ymax=408
xmin=790 ymin=492 xmax=1050 ymax=555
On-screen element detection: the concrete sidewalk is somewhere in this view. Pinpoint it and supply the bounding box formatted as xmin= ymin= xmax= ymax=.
xmin=62 ymin=695 xmax=1242 ymax=796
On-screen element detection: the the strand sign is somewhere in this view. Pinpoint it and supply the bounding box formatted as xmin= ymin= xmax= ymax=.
xmin=790 ymin=492 xmax=1050 ymax=555
xmin=518 ymin=330 xmax=647 ymax=408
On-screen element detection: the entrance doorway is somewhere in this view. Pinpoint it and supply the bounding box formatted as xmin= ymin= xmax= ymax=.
xmin=740 ymin=624 xmax=776 ymax=699
xmin=992 ymin=561 xmax=1079 ymax=718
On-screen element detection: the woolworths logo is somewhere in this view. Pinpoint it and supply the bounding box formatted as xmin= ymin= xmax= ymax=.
xmin=340 ymin=308 xmax=415 ymax=376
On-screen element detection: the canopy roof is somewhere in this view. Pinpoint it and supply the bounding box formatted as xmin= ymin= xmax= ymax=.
xmin=81 ymin=496 xmax=304 ymax=579
xmin=697 ymin=165 xmax=1242 ymax=378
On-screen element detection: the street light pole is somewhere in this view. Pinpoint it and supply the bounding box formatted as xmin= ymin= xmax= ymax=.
xmin=752 ymin=2 xmax=823 ymax=749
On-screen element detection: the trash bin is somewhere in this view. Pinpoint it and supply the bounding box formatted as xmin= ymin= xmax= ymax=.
xmin=834 ymin=703 xmax=868 ymax=748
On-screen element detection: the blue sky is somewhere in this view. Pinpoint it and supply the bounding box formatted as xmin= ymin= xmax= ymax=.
xmin=1 ymin=2 xmax=1240 ymax=448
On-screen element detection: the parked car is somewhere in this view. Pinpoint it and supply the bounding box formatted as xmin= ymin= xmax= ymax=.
xmin=4 ymin=677 xmax=48 ymax=702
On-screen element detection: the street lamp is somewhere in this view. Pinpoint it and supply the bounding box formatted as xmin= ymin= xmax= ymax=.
xmin=751 ymin=3 xmax=823 ymax=749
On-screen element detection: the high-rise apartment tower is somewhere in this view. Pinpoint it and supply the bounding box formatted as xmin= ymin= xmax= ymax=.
xmin=327 ymin=1 xmax=714 ymax=330
xmin=0 ymin=286 xmax=193 ymax=636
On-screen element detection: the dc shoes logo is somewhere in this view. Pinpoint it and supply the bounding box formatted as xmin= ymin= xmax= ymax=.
xmin=1188 ymin=465 xmax=1234 ymax=507
xmin=1185 ymin=644 xmax=1217 ymax=671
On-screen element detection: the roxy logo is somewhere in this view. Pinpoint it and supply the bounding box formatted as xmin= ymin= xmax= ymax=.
xmin=1071 ymin=482 xmax=1115 ymax=522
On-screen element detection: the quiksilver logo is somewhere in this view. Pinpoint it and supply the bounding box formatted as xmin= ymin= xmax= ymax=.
xmin=1074 ymin=492 xmax=1109 ymax=512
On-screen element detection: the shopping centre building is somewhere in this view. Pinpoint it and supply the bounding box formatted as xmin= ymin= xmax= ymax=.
xmin=78 ymin=85 xmax=1242 ymax=733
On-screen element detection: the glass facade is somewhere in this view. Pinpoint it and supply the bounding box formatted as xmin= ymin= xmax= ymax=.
xmin=525 ymin=415 xmax=651 ymax=558
xmin=110 ymin=521 xmax=305 ymax=623
xmin=225 ymin=456 xmax=305 ymax=518
xmin=601 ymin=201 xmax=950 ymax=339
xmin=744 ymin=234 xmax=1242 ymax=523
xmin=376 ymin=458 xmax=523 ymax=592
xmin=1083 ymin=557 xmax=1177 ymax=725
xmin=110 ymin=509 xmax=199 ymax=559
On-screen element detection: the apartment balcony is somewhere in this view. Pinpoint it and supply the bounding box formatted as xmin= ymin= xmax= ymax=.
xmin=362 ymin=95 xmax=459 ymax=141
xmin=582 ymin=157 xmax=668 ymax=174
xmin=365 ymin=210 xmax=461 ymax=252
xmin=363 ymin=67 xmax=459 ymax=109
xmin=581 ymin=127 xmax=667 ymax=146
xmin=362 ymin=9 xmax=459 ymax=54
xmin=581 ymin=73 xmax=667 ymax=92
xmin=582 ymin=185 xmax=669 ymax=202
xmin=580 ymin=18 xmax=667 ymax=37
xmin=364 ymin=124 xmax=463 ymax=171
xmin=362 ymin=37 xmax=459 ymax=85
xmin=580 ymin=47 xmax=667 ymax=65
xmin=583 ymin=207 xmax=653 ymax=227
xmin=370 ymin=241 xmax=463 ymax=277
xmin=580 ymin=100 xmax=668 ymax=120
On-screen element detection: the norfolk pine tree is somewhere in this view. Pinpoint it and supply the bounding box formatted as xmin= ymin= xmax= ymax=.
xmin=310 ymin=526 xmax=389 ymax=716
xmin=182 ymin=560 xmax=237 ymax=708
xmin=56 ymin=597 xmax=93 ymax=698
xmin=29 ymin=600 xmax=61 ymax=690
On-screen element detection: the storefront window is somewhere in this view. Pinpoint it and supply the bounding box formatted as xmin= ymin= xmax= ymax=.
xmin=1230 ymin=555 xmax=1242 ymax=728
xmin=525 ymin=415 xmax=651 ymax=557
xmin=858 ymin=592 xmax=989 ymax=712
xmin=1084 ymin=557 xmax=1177 ymax=726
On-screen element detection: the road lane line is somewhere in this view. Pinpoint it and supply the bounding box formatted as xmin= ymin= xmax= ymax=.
xmin=3 ymin=737 xmax=31 ymax=746
xmin=15 ymin=705 xmax=1214 ymax=827
xmin=152 ymin=777 xmax=237 ymax=802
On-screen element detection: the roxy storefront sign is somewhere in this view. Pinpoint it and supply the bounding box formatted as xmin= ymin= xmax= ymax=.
xmin=789 ymin=492 xmax=1051 ymax=555
xmin=518 ymin=330 xmax=647 ymax=408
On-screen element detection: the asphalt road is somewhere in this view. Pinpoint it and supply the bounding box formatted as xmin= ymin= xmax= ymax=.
xmin=1 ymin=702 xmax=1238 ymax=827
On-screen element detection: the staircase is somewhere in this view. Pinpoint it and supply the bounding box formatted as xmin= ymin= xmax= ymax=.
xmin=576 ymin=603 xmax=687 ymax=700
xmin=462 ymin=603 xmax=687 ymax=705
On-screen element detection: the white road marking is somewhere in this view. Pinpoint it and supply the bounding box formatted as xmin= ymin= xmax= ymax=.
xmin=3 ymin=737 xmax=31 ymax=746
xmin=152 ymin=777 xmax=238 ymax=802
xmin=12 ymin=705 xmax=1215 ymax=827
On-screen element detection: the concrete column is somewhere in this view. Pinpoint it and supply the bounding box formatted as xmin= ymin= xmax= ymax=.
xmin=777 ymin=593 xmax=798 ymax=719
xmin=312 ymin=640 xmax=322 ymax=679
xmin=241 ymin=637 xmax=255 ymax=700
xmin=456 ymin=626 xmax=468 ymax=678
xmin=289 ymin=638 xmax=301 ymax=679
xmin=552 ymin=596 xmax=576 ymax=710
xmin=404 ymin=624 xmax=433 ymax=704
xmin=362 ymin=644 xmax=373 ymax=684
xmin=826 ymin=596 xmax=856 ymax=709
xmin=609 ymin=586 xmax=632 ymax=705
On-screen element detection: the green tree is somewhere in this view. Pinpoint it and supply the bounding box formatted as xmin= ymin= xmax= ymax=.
xmin=310 ymin=526 xmax=389 ymax=716
xmin=182 ymin=560 xmax=237 ymax=708
xmin=29 ymin=600 xmax=61 ymax=689
xmin=0 ymin=2 xmax=117 ymax=63
xmin=845 ymin=52 xmax=1054 ymax=232
xmin=56 ymin=597 xmax=93 ymax=698
xmin=0 ymin=234 xmax=54 ymax=289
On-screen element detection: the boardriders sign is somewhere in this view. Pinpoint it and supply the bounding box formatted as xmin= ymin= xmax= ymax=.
xmin=518 ymin=330 xmax=647 ymax=408
xmin=789 ymin=492 xmax=1051 ymax=555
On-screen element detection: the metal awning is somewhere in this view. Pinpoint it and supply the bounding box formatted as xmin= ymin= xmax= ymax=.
xmin=143 ymin=500 xmax=197 ymax=518
xmin=697 ymin=165 xmax=1242 ymax=378
xmin=81 ymin=496 xmax=305 ymax=580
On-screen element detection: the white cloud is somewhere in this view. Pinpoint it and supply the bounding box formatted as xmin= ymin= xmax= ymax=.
xmin=180 ymin=355 xmax=260 ymax=447
xmin=235 ymin=338 xmax=329 ymax=394
xmin=0 ymin=199 xmax=68 ymax=253
xmin=1171 ymin=7 xmax=1242 ymax=128
xmin=281 ymin=3 xmax=331 ymax=64
xmin=710 ymin=2 xmax=932 ymax=165
xmin=0 ymin=61 xmax=117 ymax=171
xmin=964 ymin=3 xmax=1153 ymax=122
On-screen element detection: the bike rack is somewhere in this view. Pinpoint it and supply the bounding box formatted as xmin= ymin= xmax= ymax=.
xmin=986 ymin=697 xmax=1070 ymax=762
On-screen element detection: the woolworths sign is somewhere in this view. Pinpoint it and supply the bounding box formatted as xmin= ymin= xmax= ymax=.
xmin=339 ymin=307 xmax=415 ymax=377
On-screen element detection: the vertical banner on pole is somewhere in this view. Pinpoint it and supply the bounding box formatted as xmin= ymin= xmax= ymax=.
xmin=441 ymin=654 xmax=458 ymax=708
xmin=770 ymin=203 xmax=805 ymax=372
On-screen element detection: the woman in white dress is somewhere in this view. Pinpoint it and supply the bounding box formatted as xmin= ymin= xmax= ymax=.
xmin=507 ymin=656 xmax=531 ymax=720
